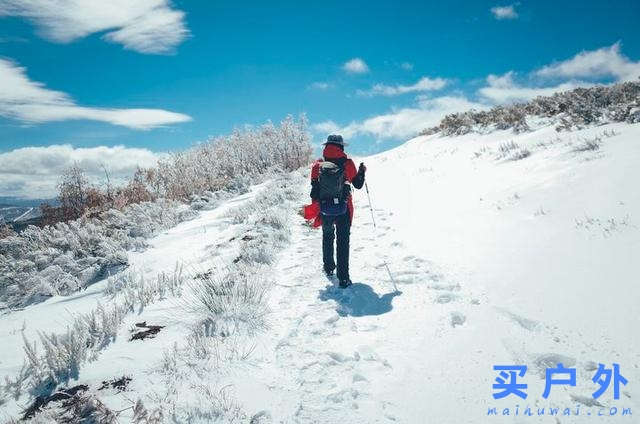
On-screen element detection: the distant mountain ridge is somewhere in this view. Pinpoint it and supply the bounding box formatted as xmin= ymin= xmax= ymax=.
xmin=0 ymin=197 xmax=55 ymax=208
xmin=0 ymin=197 xmax=54 ymax=229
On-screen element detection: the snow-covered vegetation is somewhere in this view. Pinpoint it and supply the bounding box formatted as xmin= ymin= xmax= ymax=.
xmin=156 ymin=176 xmax=304 ymax=421
xmin=422 ymin=80 xmax=640 ymax=136
xmin=0 ymin=172 xmax=305 ymax=421
xmin=184 ymin=176 xmax=302 ymax=340
xmin=150 ymin=115 xmax=311 ymax=201
xmin=0 ymin=116 xmax=311 ymax=311
xmin=0 ymin=264 xmax=186 ymax=408
xmin=0 ymin=201 xmax=195 ymax=310
xmin=0 ymin=224 xmax=14 ymax=239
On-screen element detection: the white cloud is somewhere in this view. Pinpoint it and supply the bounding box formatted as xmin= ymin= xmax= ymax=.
xmin=315 ymin=44 xmax=640 ymax=144
xmin=490 ymin=5 xmax=518 ymax=20
xmin=342 ymin=58 xmax=369 ymax=74
xmin=535 ymin=42 xmax=640 ymax=82
xmin=358 ymin=77 xmax=449 ymax=97
xmin=313 ymin=120 xmax=341 ymax=134
xmin=0 ymin=58 xmax=192 ymax=129
xmin=0 ymin=0 xmax=188 ymax=54
xmin=308 ymin=81 xmax=331 ymax=90
xmin=0 ymin=144 xmax=164 ymax=198
xmin=400 ymin=62 xmax=414 ymax=71
xmin=478 ymin=71 xmax=588 ymax=103
xmin=314 ymin=96 xmax=486 ymax=140
xmin=479 ymin=44 xmax=640 ymax=104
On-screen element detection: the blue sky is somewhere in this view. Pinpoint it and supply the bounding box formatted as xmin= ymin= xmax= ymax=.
xmin=1 ymin=0 xmax=639 ymax=198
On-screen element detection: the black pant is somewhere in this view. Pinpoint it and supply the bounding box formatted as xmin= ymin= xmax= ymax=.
xmin=322 ymin=212 xmax=351 ymax=281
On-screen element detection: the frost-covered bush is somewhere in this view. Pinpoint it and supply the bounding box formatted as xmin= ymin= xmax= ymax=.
xmin=0 ymin=201 xmax=195 ymax=309
xmin=52 ymin=391 xmax=119 ymax=423
xmin=170 ymin=390 xmax=245 ymax=424
xmin=422 ymin=80 xmax=640 ymax=137
xmin=144 ymin=175 xmax=304 ymax=422
xmin=498 ymin=141 xmax=519 ymax=155
xmin=224 ymin=177 xmax=302 ymax=266
xmin=184 ymin=264 xmax=269 ymax=338
xmin=112 ymin=264 xmax=185 ymax=311
xmin=0 ymin=224 xmax=15 ymax=239
xmin=224 ymin=203 xmax=253 ymax=224
xmin=185 ymin=174 xmax=304 ymax=340
xmin=573 ymin=135 xmax=602 ymax=152
xmin=40 ymin=165 xmax=157 ymax=227
xmin=496 ymin=141 xmax=530 ymax=161
xmin=2 ymin=265 xmax=186 ymax=403
xmin=149 ymin=115 xmax=312 ymax=201
xmin=9 ymin=302 xmax=129 ymax=397
xmin=510 ymin=148 xmax=531 ymax=161
xmin=259 ymin=209 xmax=289 ymax=231
xmin=150 ymin=365 xmax=247 ymax=424
xmin=2 ymin=116 xmax=311 ymax=310
xmin=190 ymin=189 xmax=236 ymax=211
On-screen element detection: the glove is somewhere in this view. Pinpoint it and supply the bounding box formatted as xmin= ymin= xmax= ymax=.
xmin=359 ymin=162 xmax=367 ymax=174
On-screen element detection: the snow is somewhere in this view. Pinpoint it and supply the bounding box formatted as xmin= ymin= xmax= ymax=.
xmin=1 ymin=121 xmax=639 ymax=422
xmin=346 ymin=121 xmax=640 ymax=421
xmin=12 ymin=207 xmax=35 ymax=222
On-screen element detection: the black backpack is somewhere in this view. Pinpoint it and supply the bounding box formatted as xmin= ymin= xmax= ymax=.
xmin=317 ymin=159 xmax=346 ymax=202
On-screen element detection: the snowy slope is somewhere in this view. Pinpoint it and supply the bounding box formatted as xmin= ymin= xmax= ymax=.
xmin=227 ymin=121 xmax=639 ymax=422
xmin=1 ymin=122 xmax=639 ymax=423
xmin=345 ymin=121 xmax=640 ymax=421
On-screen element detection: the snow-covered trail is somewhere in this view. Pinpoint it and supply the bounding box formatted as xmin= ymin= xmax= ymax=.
xmin=237 ymin=194 xmax=501 ymax=423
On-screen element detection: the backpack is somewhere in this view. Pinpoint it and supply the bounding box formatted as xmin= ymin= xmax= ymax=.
xmin=317 ymin=159 xmax=347 ymax=216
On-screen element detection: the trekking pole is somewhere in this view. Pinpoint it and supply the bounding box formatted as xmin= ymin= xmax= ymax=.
xmin=364 ymin=180 xmax=399 ymax=293
xmin=364 ymin=181 xmax=377 ymax=229
xmin=383 ymin=262 xmax=399 ymax=293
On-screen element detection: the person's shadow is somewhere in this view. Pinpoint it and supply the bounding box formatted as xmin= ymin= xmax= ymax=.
xmin=318 ymin=282 xmax=402 ymax=317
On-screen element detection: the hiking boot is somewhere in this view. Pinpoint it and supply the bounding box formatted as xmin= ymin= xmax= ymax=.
xmin=339 ymin=278 xmax=352 ymax=288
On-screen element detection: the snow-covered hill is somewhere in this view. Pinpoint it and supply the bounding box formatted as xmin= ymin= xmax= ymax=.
xmin=1 ymin=121 xmax=638 ymax=422
xmin=354 ymin=121 xmax=639 ymax=421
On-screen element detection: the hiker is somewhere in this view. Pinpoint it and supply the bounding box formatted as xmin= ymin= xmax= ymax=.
xmin=303 ymin=134 xmax=366 ymax=288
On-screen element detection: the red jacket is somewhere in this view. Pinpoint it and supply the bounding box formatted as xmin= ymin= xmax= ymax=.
xmin=303 ymin=144 xmax=359 ymax=227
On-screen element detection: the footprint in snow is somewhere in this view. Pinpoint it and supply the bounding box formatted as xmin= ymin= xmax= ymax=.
xmin=450 ymin=311 xmax=466 ymax=327
xmin=352 ymin=373 xmax=368 ymax=383
xmin=583 ymin=360 xmax=598 ymax=371
xmin=570 ymin=394 xmax=604 ymax=407
xmin=435 ymin=292 xmax=458 ymax=304
xmin=327 ymin=351 xmax=355 ymax=363
xmin=532 ymin=353 xmax=577 ymax=377
xmin=495 ymin=307 xmax=540 ymax=331
xmin=428 ymin=282 xmax=461 ymax=291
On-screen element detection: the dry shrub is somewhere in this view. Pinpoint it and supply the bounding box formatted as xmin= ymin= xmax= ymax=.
xmin=421 ymin=80 xmax=640 ymax=137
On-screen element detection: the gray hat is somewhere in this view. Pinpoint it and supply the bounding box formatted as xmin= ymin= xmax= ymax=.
xmin=323 ymin=134 xmax=348 ymax=146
